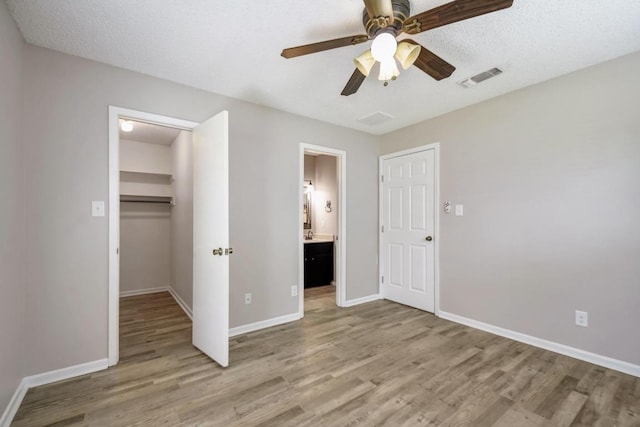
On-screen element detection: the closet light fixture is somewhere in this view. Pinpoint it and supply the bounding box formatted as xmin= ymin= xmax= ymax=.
xmin=305 ymin=181 xmax=314 ymax=193
xmin=120 ymin=119 xmax=134 ymax=132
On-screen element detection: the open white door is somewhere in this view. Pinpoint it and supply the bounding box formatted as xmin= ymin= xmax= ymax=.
xmin=192 ymin=110 xmax=230 ymax=367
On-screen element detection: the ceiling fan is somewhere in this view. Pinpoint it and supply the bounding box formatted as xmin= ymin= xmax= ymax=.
xmin=281 ymin=0 xmax=513 ymax=96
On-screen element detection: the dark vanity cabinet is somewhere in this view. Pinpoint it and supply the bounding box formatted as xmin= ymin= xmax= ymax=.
xmin=304 ymin=242 xmax=334 ymax=288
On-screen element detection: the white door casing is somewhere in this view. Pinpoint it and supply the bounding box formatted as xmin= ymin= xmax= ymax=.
xmin=108 ymin=107 xmax=199 ymax=366
xmin=192 ymin=110 xmax=230 ymax=367
xmin=298 ymin=143 xmax=347 ymax=313
xmin=381 ymin=147 xmax=436 ymax=313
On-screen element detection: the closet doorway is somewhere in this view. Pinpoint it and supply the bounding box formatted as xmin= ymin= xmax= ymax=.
xmin=299 ymin=143 xmax=347 ymax=315
xmin=108 ymin=107 xmax=230 ymax=368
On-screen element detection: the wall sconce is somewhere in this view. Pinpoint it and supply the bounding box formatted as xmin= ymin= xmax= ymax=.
xmin=304 ymin=180 xmax=314 ymax=193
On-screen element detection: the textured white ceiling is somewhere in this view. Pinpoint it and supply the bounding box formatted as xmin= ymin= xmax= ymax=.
xmin=7 ymin=0 xmax=640 ymax=135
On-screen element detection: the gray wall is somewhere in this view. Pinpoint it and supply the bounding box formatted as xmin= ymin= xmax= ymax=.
xmin=170 ymin=130 xmax=194 ymax=307
xmin=0 ymin=1 xmax=25 ymax=411
xmin=380 ymin=52 xmax=640 ymax=365
xmin=313 ymin=155 xmax=338 ymax=237
xmin=119 ymin=204 xmax=172 ymax=292
xmin=21 ymin=44 xmax=380 ymax=375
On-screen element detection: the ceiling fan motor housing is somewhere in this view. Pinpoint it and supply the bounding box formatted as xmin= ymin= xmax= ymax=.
xmin=363 ymin=0 xmax=410 ymax=38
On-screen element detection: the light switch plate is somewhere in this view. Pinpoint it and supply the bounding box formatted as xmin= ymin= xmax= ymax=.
xmin=92 ymin=201 xmax=105 ymax=217
xmin=455 ymin=204 xmax=464 ymax=216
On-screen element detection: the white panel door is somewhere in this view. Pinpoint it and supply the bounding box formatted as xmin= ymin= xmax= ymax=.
xmin=192 ymin=110 xmax=229 ymax=367
xmin=382 ymin=149 xmax=435 ymax=312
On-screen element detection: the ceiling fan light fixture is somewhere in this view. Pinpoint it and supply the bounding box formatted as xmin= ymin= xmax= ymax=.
xmin=395 ymin=41 xmax=421 ymax=70
xmin=371 ymin=32 xmax=397 ymax=62
xmin=378 ymin=59 xmax=399 ymax=84
xmin=354 ymin=49 xmax=376 ymax=77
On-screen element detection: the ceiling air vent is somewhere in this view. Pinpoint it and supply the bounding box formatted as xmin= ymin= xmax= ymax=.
xmin=357 ymin=112 xmax=393 ymax=126
xmin=459 ymin=67 xmax=503 ymax=88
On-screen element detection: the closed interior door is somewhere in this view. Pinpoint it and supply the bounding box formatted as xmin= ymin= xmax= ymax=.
xmin=382 ymin=149 xmax=435 ymax=312
xmin=192 ymin=110 xmax=230 ymax=367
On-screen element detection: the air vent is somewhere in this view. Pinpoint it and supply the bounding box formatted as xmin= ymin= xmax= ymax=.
xmin=357 ymin=112 xmax=393 ymax=126
xmin=459 ymin=67 xmax=503 ymax=88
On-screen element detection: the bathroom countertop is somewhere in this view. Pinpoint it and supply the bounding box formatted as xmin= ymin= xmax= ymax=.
xmin=303 ymin=238 xmax=334 ymax=244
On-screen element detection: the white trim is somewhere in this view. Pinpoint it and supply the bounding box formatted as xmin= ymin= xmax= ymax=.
xmin=299 ymin=144 xmax=348 ymax=315
xmin=229 ymin=313 xmax=302 ymax=337
xmin=168 ymin=287 xmax=193 ymax=320
xmin=120 ymin=286 xmax=169 ymax=297
xmin=108 ymin=106 xmax=199 ymax=367
xmin=343 ymin=294 xmax=382 ymax=307
xmin=439 ymin=310 xmax=640 ymax=378
xmin=379 ymin=143 xmax=441 ymax=315
xmin=0 ymin=379 xmax=27 ymax=427
xmin=118 ymin=286 xmax=193 ymax=319
xmin=25 ymin=359 xmax=109 ymax=388
xmin=1 ymin=359 xmax=108 ymax=427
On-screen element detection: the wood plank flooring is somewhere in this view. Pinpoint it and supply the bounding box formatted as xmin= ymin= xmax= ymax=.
xmin=12 ymin=287 xmax=639 ymax=426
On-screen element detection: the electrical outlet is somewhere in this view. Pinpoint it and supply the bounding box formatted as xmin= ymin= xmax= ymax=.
xmin=575 ymin=310 xmax=588 ymax=327
xmin=291 ymin=286 xmax=298 ymax=297
xmin=244 ymin=293 xmax=252 ymax=305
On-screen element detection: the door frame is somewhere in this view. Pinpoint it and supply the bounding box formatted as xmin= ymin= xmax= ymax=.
xmin=108 ymin=106 xmax=199 ymax=366
xmin=378 ymin=143 xmax=441 ymax=316
xmin=298 ymin=143 xmax=347 ymax=314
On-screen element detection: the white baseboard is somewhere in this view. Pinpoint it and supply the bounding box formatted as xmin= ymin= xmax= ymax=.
xmin=0 ymin=359 xmax=108 ymax=427
xmin=24 ymin=359 xmax=109 ymax=388
xmin=119 ymin=286 xmax=192 ymax=321
xmin=342 ymin=293 xmax=382 ymax=307
xmin=120 ymin=286 xmax=169 ymax=297
xmin=168 ymin=287 xmax=192 ymax=320
xmin=229 ymin=313 xmax=302 ymax=337
xmin=438 ymin=310 xmax=640 ymax=378
xmin=0 ymin=379 xmax=27 ymax=427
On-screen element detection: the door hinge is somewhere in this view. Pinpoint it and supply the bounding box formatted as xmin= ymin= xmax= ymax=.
xmin=381 ymin=275 xmax=384 ymax=283
xmin=381 ymin=225 xmax=384 ymax=233
xmin=380 ymin=175 xmax=384 ymax=183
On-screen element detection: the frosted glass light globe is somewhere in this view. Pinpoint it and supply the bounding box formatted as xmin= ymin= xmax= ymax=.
xmin=119 ymin=120 xmax=134 ymax=132
xmin=371 ymin=33 xmax=397 ymax=62
xmin=378 ymin=59 xmax=400 ymax=82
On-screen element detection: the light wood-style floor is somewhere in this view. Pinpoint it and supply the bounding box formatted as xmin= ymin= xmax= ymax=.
xmin=12 ymin=287 xmax=639 ymax=426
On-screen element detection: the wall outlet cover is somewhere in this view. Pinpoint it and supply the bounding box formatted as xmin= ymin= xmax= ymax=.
xmin=291 ymin=286 xmax=298 ymax=297
xmin=575 ymin=310 xmax=588 ymax=327
xmin=244 ymin=293 xmax=252 ymax=305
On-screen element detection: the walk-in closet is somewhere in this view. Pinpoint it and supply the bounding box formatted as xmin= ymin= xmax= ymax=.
xmin=118 ymin=119 xmax=194 ymax=355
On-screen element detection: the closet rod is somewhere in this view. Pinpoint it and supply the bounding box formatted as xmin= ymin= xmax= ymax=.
xmin=120 ymin=200 xmax=173 ymax=204
xmin=120 ymin=200 xmax=171 ymax=205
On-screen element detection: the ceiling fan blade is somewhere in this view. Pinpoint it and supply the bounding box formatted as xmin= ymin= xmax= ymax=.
xmin=341 ymin=69 xmax=367 ymax=96
xmin=405 ymin=40 xmax=455 ymax=81
xmin=363 ymin=0 xmax=394 ymax=24
xmin=281 ymin=35 xmax=369 ymax=59
xmin=402 ymin=0 xmax=513 ymax=34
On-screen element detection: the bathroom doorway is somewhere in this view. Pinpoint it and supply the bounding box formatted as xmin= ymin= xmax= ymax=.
xmin=298 ymin=144 xmax=346 ymax=316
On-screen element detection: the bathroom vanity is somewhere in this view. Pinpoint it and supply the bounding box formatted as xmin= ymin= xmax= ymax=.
xmin=303 ymin=240 xmax=334 ymax=288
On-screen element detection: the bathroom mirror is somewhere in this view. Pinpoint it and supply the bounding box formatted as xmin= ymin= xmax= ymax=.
xmin=303 ymin=181 xmax=312 ymax=229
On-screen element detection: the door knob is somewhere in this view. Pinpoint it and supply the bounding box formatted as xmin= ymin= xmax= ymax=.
xmin=225 ymin=248 xmax=234 ymax=255
xmin=425 ymin=236 xmax=433 ymax=241
xmin=212 ymin=247 xmax=223 ymax=256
